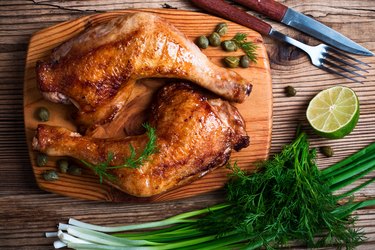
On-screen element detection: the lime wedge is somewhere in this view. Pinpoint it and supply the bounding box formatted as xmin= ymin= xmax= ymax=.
xmin=306 ymin=86 xmax=359 ymax=139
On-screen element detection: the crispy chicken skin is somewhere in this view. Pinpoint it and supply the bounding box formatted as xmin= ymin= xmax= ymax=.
xmin=33 ymin=83 xmax=249 ymax=197
xmin=35 ymin=12 xmax=252 ymax=130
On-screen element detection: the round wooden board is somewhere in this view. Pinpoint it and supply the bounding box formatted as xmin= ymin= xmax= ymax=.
xmin=23 ymin=9 xmax=272 ymax=202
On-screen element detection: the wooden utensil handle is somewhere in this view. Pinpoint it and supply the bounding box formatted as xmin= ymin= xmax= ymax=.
xmin=191 ymin=0 xmax=272 ymax=35
xmin=233 ymin=0 xmax=288 ymax=22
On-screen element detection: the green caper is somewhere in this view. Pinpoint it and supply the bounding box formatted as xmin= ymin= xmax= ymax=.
xmin=57 ymin=159 xmax=69 ymax=173
xmin=42 ymin=170 xmax=59 ymax=181
xmin=215 ymin=22 xmax=228 ymax=36
xmin=196 ymin=35 xmax=209 ymax=49
xmin=320 ymin=146 xmax=334 ymax=157
xmin=37 ymin=153 xmax=48 ymax=167
xmin=240 ymin=55 xmax=250 ymax=68
xmin=208 ymin=32 xmax=221 ymax=47
xmin=285 ymin=86 xmax=297 ymax=97
xmin=224 ymin=56 xmax=240 ymax=68
xmin=221 ymin=40 xmax=237 ymax=52
xmin=37 ymin=107 xmax=50 ymax=122
xmin=68 ymin=165 xmax=82 ymax=176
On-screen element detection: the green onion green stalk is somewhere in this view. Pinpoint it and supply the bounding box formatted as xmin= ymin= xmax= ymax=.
xmin=47 ymin=133 xmax=375 ymax=249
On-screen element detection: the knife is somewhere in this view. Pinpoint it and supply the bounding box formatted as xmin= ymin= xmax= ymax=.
xmin=232 ymin=0 xmax=373 ymax=56
xmin=191 ymin=0 xmax=373 ymax=56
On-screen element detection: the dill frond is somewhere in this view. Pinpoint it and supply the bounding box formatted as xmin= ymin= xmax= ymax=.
xmin=232 ymin=33 xmax=258 ymax=63
xmin=81 ymin=123 xmax=157 ymax=183
xmin=199 ymin=133 xmax=366 ymax=249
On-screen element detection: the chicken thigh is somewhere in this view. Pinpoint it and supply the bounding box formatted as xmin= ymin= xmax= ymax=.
xmin=36 ymin=12 xmax=252 ymax=131
xmin=32 ymin=83 xmax=249 ymax=197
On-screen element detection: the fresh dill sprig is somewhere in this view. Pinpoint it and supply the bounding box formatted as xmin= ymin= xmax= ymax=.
xmin=232 ymin=33 xmax=258 ymax=63
xmin=81 ymin=123 xmax=157 ymax=183
xmin=116 ymin=123 xmax=157 ymax=169
xmin=199 ymin=133 xmax=366 ymax=249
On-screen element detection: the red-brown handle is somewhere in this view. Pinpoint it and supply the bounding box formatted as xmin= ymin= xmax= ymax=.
xmin=232 ymin=0 xmax=288 ymax=22
xmin=191 ymin=0 xmax=272 ymax=35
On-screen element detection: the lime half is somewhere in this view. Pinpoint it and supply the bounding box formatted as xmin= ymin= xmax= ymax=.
xmin=306 ymin=86 xmax=359 ymax=139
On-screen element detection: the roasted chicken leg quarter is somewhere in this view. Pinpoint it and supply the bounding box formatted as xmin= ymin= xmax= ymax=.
xmin=33 ymin=83 xmax=250 ymax=197
xmin=35 ymin=12 xmax=252 ymax=131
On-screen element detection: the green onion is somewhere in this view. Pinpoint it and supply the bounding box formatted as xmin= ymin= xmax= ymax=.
xmin=321 ymin=142 xmax=375 ymax=176
xmin=68 ymin=204 xmax=226 ymax=233
xmin=335 ymin=178 xmax=375 ymax=200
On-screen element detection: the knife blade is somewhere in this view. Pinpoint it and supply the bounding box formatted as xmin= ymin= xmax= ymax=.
xmin=232 ymin=0 xmax=373 ymax=56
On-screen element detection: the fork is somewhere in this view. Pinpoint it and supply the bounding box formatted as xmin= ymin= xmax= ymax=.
xmin=269 ymin=29 xmax=370 ymax=83
xmin=191 ymin=0 xmax=370 ymax=83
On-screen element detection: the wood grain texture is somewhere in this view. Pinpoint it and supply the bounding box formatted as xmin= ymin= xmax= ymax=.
xmin=23 ymin=9 xmax=272 ymax=202
xmin=1 ymin=0 xmax=375 ymax=249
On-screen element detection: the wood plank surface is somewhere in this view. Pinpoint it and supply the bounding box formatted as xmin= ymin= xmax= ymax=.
xmin=1 ymin=0 xmax=375 ymax=249
xmin=24 ymin=9 xmax=272 ymax=202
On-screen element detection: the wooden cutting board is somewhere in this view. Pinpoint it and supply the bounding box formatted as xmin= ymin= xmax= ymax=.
xmin=23 ymin=9 xmax=272 ymax=202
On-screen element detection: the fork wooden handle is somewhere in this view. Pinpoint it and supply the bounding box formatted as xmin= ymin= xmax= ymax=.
xmin=232 ymin=0 xmax=288 ymax=22
xmin=191 ymin=0 xmax=272 ymax=35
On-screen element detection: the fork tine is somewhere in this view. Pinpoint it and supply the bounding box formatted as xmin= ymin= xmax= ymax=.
xmin=323 ymin=60 xmax=366 ymax=78
xmin=324 ymin=53 xmax=369 ymax=73
xmin=319 ymin=65 xmax=363 ymax=84
xmin=326 ymin=47 xmax=371 ymax=67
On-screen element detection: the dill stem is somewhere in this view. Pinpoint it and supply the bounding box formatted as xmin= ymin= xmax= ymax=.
xmin=243 ymin=235 xmax=276 ymax=250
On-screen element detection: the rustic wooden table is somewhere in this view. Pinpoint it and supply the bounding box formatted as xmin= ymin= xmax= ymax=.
xmin=1 ymin=1 xmax=374 ymax=249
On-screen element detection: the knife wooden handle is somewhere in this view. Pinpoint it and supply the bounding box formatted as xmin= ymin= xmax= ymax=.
xmin=191 ymin=0 xmax=272 ymax=35
xmin=232 ymin=0 xmax=288 ymax=22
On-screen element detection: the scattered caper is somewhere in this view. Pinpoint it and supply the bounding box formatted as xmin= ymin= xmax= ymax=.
xmin=221 ymin=40 xmax=237 ymax=52
xmin=37 ymin=153 xmax=48 ymax=167
xmin=285 ymin=86 xmax=297 ymax=97
xmin=43 ymin=170 xmax=59 ymax=181
xmin=224 ymin=56 xmax=240 ymax=68
xmin=37 ymin=107 xmax=50 ymax=122
xmin=320 ymin=146 xmax=334 ymax=157
xmin=215 ymin=22 xmax=228 ymax=36
xmin=240 ymin=55 xmax=250 ymax=68
xmin=68 ymin=165 xmax=82 ymax=176
xmin=208 ymin=32 xmax=221 ymax=47
xmin=196 ymin=35 xmax=209 ymax=49
xmin=57 ymin=159 xmax=69 ymax=173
